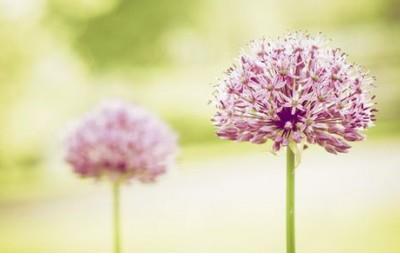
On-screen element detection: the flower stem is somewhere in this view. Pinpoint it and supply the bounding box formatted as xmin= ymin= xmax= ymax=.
xmin=112 ymin=182 xmax=121 ymax=253
xmin=286 ymin=147 xmax=295 ymax=253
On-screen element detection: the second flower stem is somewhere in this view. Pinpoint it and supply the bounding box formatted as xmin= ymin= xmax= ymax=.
xmin=286 ymin=147 xmax=296 ymax=253
xmin=113 ymin=182 xmax=121 ymax=253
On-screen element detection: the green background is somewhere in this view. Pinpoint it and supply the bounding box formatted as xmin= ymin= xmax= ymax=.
xmin=0 ymin=0 xmax=399 ymax=252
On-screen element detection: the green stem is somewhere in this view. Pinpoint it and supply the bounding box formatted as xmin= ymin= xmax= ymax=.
xmin=112 ymin=182 xmax=121 ymax=253
xmin=286 ymin=147 xmax=296 ymax=253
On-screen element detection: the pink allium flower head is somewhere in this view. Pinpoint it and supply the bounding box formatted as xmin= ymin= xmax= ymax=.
xmin=65 ymin=100 xmax=177 ymax=183
xmin=212 ymin=32 xmax=377 ymax=154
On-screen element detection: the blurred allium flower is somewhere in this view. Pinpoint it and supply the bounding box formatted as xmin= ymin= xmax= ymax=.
xmin=212 ymin=32 xmax=377 ymax=154
xmin=65 ymin=100 xmax=177 ymax=183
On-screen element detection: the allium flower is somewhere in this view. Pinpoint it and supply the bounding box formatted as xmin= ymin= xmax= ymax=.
xmin=65 ymin=100 xmax=177 ymax=252
xmin=212 ymin=32 xmax=377 ymax=154
xmin=65 ymin=100 xmax=177 ymax=183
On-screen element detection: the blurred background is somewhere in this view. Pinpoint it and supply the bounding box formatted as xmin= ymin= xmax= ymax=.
xmin=0 ymin=0 xmax=399 ymax=252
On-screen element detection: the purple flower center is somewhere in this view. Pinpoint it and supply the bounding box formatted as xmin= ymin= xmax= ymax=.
xmin=275 ymin=107 xmax=305 ymax=130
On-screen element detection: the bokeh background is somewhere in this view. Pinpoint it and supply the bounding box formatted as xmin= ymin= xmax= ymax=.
xmin=0 ymin=0 xmax=399 ymax=252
